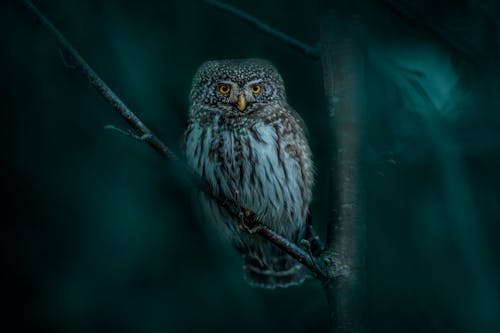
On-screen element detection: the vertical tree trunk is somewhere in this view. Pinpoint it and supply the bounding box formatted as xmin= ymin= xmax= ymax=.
xmin=320 ymin=1 xmax=365 ymax=332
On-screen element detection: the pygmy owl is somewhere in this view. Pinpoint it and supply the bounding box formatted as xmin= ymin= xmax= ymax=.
xmin=184 ymin=58 xmax=313 ymax=288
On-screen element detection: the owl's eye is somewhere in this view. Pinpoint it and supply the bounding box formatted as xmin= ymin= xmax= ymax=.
xmin=218 ymin=84 xmax=231 ymax=94
xmin=251 ymin=84 xmax=261 ymax=94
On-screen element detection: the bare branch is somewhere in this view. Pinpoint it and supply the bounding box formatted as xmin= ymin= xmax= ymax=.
xmin=255 ymin=225 xmax=327 ymax=281
xmin=21 ymin=0 xmax=176 ymax=161
xmin=20 ymin=0 xmax=326 ymax=279
xmin=204 ymin=0 xmax=320 ymax=60
xmin=380 ymin=0 xmax=482 ymax=65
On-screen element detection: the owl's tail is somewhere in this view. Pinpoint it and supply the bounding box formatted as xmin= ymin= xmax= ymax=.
xmin=242 ymin=248 xmax=308 ymax=288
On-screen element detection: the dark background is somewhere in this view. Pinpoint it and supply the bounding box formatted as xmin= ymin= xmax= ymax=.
xmin=1 ymin=1 xmax=499 ymax=332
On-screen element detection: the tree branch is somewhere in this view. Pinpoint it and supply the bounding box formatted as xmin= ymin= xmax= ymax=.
xmin=235 ymin=211 xmax=328 ymax=281
xmin=380 ymin=0 xmax=482 ymax=65
xmin=20 ymin=0 xmax=327 ymax=280
xmin=21 ymin=0 xmax=176 ymax=162
xmin=204 ymin=0 xmax=320 ymax=60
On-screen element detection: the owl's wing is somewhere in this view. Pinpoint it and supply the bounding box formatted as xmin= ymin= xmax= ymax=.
xmin=288 ymin=105 xmax=310 ymax=138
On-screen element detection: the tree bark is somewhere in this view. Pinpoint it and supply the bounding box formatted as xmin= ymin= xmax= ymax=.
xmin=320 ymin=1 xmax=365 ymax=331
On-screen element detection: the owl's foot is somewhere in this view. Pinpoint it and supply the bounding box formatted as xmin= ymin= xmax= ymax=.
xmin=302 ymin=223 xmax=324 ymax=257
xmin=238 ymin=209 xmax=262 ymax=234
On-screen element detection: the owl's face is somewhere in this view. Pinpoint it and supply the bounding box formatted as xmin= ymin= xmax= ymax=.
xmin=190 ymin=58 xmax=286 ymax=115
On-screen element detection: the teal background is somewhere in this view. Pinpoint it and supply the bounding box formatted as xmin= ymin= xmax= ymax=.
xmin=1 ymin=1 xmax=499 ymax=332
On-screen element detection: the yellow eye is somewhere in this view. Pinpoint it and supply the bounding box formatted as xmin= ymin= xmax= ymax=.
xmin=251 ymin=84 xmax=261 ymax=94
xmin=218 ymin=84 xmax=231 ymax=94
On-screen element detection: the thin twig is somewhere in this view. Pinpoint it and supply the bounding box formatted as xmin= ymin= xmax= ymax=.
xmin=205 ymin=0 xmax=320 ymax=60
xmin=104 ymin=124 xmax=151 ymax=142
xmin=58 ymin=48 xmax=76 ymax=69
xmin=20 ymin=0 xmax=326 ymax=279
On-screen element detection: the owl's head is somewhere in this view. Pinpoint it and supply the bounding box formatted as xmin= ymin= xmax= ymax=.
xmin=190 ymin=58 xmax=286 ymax=115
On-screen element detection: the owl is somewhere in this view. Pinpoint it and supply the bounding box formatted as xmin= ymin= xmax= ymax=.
xmin=184 ymin=58 xmax=314 ymax=288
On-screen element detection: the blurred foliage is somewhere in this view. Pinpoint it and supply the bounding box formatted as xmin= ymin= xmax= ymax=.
xmin=1 ymin=0 xmax=499 ymax=332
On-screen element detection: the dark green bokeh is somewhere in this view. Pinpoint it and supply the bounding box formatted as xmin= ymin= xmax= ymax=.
xmin=1 ymin=1 xmax=499 ymax=332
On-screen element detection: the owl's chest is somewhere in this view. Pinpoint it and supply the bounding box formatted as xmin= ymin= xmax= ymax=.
xmin=185 ymin=118 xmax=309 ymax=232
xmin=195 ymin=122 xmax=281 ymax=193
xmin=186 ymin=120 xmax=295 ymax=195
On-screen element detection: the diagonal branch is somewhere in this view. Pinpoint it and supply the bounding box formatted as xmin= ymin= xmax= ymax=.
xmin=224 ymin=208 xmax=328 ymax=281
xmin=20 ymin=0 xmax=176 ymax=162
xmin=255 ymin=224 xmax=327 ymax=281
xmin=380 ymin=0 xmax=482 ymax=65
xmin=20 ymin=0 xmax=328 ymax=280
xmin=204 ymin=0 xmax=320 ymax=60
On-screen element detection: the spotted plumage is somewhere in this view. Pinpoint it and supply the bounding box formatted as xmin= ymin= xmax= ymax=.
xmin=184 ymin=59 xmax=313 ymax=288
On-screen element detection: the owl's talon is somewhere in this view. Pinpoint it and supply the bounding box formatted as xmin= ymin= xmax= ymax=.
xmin=300 ymin=239 xmax=311 ymax=250
xmin=240 ymin=222 xmax=261 ymax=234
xmin=238 ymin=210 xmax=261 ymax=234
xmin=324 ymin=257 xmax=332 ymax=266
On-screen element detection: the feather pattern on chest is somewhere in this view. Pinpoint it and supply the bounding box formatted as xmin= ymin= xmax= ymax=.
xmin=184 ymin=104 xmax=313 ymax=239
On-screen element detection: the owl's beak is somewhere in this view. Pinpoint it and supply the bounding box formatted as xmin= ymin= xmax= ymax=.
xmin=236 ymin=93 xmax=247 ymax=112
